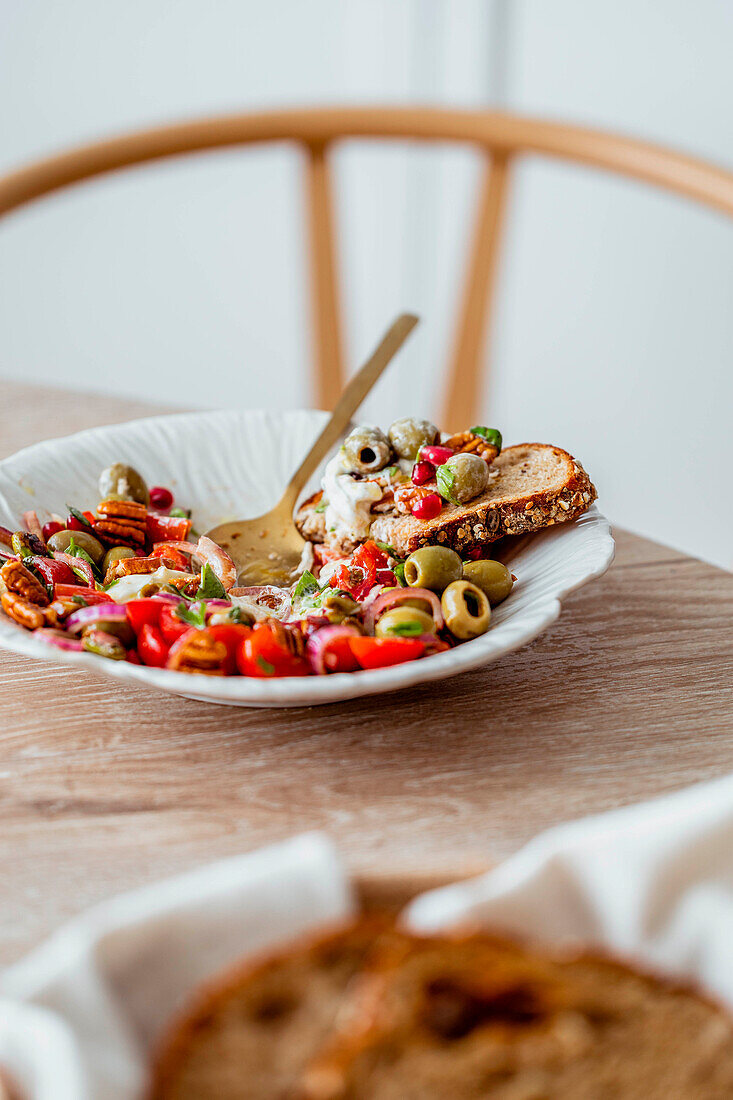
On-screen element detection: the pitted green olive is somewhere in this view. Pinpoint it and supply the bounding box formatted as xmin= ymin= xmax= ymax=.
xmin=102 ymin=546 xmax=136 ymax=574
xmin=81 ymin=629 xmax=128 ymax=661
xmin=462 ymin=559 xmax=514 ymax=605
xmin=342 ymin=426 xmax=393 ymax=474
xmin=98 ymin=462 xmax=150 ymax=506
xmin=388 ymin=417 xmax=439 ymax=461
xmin=375 ymin=605 xmax=435 ymax=638
xmin=441 ymin=580 xmax=491 ymax=639
xmin=442 ymin=452 xmax=490 ymax=503
xmin=47 ymin=528 xmax=105 ymax=565
xmin=321 ymin=591 xmax=360 ymax=622
xmin=403 ymin=546 xmax=462 ymax=592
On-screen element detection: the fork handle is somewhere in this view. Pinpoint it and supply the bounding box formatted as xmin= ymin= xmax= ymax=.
xmin=279 ymin=313 xmax=419 ymax=512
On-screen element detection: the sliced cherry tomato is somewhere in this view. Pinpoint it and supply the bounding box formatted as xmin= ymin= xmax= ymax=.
xmin=125 ymin=598 xmax=163 ymax=634
xmin=206 ymin=623 xmax=251 ymax=674
xmin=27 ymin=555 xmax=76 ymax=589
xmin=348 ymin=636 xmax=424 ymax=670
xmin=66 ymin=510 xmax=97 ymax=532
xmin=54 ymin=584 xmax=111 ymax=604
xmin=320 ymin=634 xmax=360 ymax=673
xmin=147 ymin=513 xmax=192 ymax=543
xmin=137 ymin=623 xmax=170 ymax=668
xmin=159 ymin=603 xmax=195 ymax=645
xmin=42 ymin=520 xmax=64 ymax=542
xmin=151 ymin=543 xmax=189 ymax=571
xmin=236 ymin=622 xmax=310 ymax=678
xmin=375 ymin=568 xmax=398 ymax=587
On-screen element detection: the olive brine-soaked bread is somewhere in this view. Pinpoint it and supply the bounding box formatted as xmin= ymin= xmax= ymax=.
xmin=148 ymin=922 xmax=386 ymax=1100
xmin=297 ymin=934 xmax=733 ymax=1100
xmin=296 ymin=443 xmax=596 ymax=558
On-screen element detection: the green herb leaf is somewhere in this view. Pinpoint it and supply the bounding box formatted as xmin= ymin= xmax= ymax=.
xmin=470 ymin=426 xmax=502 ymax=451
xmin=436 ymin=463 xmax=460 ymax=505
xmin=394 ymin=562 xmax=406 ymax=586
xmin=66 ymin=505 xmax=92 ymax=528
xmin=314 ymin=501 xmax=327 ymax=514
xmin=384 ymin=465 xmax=399 ymax=478
xmin=71 ymin=594 xmax=89 ymax=606
xmin=383 ymin=619 xmax=423 ymax=636
xmin=229 ymin=605 xmax=251 ymax=624
xmin=196 ymin=562 xmax=226 ymax=600
xmin=256 ymin=655 xmax=275 ymax=675
xmin=375 ymin=541 xmax=396 ymax=557
xmin=67 ymin=536 xmax=97 ymax=569
xmin=169 ymin=507 xmax=191 ymax=519
xmin=174 ymin=600 xmax=207 ymax=629
xmin=293 ymin=569 xmax=319 ymax=599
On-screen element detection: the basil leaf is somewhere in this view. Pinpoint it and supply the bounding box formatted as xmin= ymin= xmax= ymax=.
xmin=384 ymin=619 xmax=423 ymax=636
xmin=66 ymin=505 xmax=92 ymax=528
xmin=436 ymin=464 xmax=460 ymax=505
xmin=394 ymin=562 xmax=406 ymax=586
xmin=174 ymin=600 xmax=207 ymax=629
xmin=293 ymin=569 xmax=319 ymax=599
xmin=67 ymin=536 xmax=96 ymax=569
xmin=229 ymin=605 xmax=251 ymax=625
xmin=196 ymin=562 xmax=226 ymax=600
xmin=470 ymin=426 xmax=502 ymax=451
xmin=169 ymin=507 xmax=191 ymax=519
xmin=375 ymin=541 xmax=396 ymax=557
xmin=256 ymin=655 xmax=275 ymax=675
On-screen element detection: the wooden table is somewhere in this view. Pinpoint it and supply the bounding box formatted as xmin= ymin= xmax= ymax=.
xmin=1 ymin=381 xmax=732 ymax=967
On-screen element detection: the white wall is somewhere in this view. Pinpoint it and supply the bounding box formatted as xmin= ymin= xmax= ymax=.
xmin=0 ymin=1 xmax=731 ymax=567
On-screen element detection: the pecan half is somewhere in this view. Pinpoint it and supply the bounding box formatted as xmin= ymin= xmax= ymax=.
xmin=104 ymin=554 xmax=178 ymax=583
xmin=267 ymin=620 xmax=306 ymax=658
xmin=0 ymin=560 xmax=50 ymax=606
xmin=2 ymin=591 xmax=46 ymax=629
xmin=97 ymin=499 xmax=148 ymax=522
xmin=394 ymin=484 xmax=433 ymax=515
xmin=94 ymin=520 xmax=147 ymax=547
xmin=445 ymin=431 xmax=500 ymax=464
xmin=167 ymin=630 xmax=227 ymax=675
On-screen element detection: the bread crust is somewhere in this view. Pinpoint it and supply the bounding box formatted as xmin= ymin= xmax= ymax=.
xmin=295 ymin=444 xmax=597 ymax=558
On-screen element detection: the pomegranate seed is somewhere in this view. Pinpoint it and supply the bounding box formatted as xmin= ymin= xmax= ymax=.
xmin=42 ymin=520 xmax=64 ymax=542
xmin=411 ymin=460 xmax=435 ymax=486
xmin=411 ymin=492 xmax=442 ymax=520
xmin=419 ymin=445 xmax=454 ymax=466
xmin=150 ymin=485 xmax=174 ymax=511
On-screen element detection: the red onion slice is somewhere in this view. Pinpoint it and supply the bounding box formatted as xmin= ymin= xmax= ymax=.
xmin=231 ymin=585 xmax=292 ymax=620
xmin=65 ymin=603 xmax=128 ymax=634
xmin=195 ymin=535 xmax=237 ymax=591
xmin=52 ymin=552 xmax=95 ymax=587
xmin=36 ymin=629 xmax=84 ymax=652
xmin=364 ymin=587 xmax=443 ymax=634
xmin=306 ymin=624 xmax=362 ymax=675
xmin=23 ymin=510 xmax=45 ymax=545
xmin=0 ymin=526 xmax=14 ymax=549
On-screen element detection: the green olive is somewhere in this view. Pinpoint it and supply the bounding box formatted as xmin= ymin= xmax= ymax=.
xmin=83 ymin=619 xmax=135 ymax=646
xmin=81 ymin=629 xmax=128 ymax=660
xmin=442 ymin=452 xmax=490 ymax=503
xmin=321 ymin=591 xmax=360 ymax=622
xmin=462 ymin=559 xmax=514 ymax=605
xmin=403 ymin=546 xmax=463 ymax=592
xmin=441 ymin=580 xmax=491 ymax=639
xmin=375 ymin=605 xmax=435 ymax=638
xmin=388 ymin=417 xmax=439 ymax=461
xmin=47 ymin=528 xmax=105 ymax=564
xmin=342 ymin=426 xmax=392 ymax=474
xmin=98 ymin=462 xmax=150 ymax=506
xmin=102 ymin=546 xmax=136 ymax=574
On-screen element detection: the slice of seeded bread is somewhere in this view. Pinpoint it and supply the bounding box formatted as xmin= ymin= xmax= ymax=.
xmin=296 ymin=934 xmax=733 ymax=1100
xmin=148 ymin=921 xmax=388 ymax=1100
xmin=295 ymin=443 xmax=596 ymax=558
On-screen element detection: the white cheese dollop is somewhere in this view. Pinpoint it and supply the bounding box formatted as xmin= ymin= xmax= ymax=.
xmin=322 ymin=452 xmax=382 ymax=544
xmin=104 ymin=566 xmax=194 ymax=603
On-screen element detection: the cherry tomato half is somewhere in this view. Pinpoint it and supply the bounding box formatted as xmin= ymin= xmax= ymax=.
xmin=237 ymin=622 xmax=310 ymax=678
xmin=159 ymin=603 xmax=195 ymax=645
xmin=125 ymin=598 xmax=163 ymax=635
xmin=137 ymin=623 xmax=170 ymax=668
xmin=147 ymin=514 xmax=192 ymax=543
xmin=348 ymin=636 xmax=424 ymax=670
xmin=206 ymin=623 xmax=251 ymax=674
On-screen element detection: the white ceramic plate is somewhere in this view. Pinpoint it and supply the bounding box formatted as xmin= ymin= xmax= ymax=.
xmin=0 ymin=409 xmax=614 ymax=707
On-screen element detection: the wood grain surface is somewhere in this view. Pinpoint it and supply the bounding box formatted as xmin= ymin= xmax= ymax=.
xmin=0 ymin=381 xmax=732 ymax=966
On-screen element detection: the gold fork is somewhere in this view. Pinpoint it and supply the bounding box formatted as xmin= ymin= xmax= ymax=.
xmin=206 ymin=313 xmax=419 ymax=586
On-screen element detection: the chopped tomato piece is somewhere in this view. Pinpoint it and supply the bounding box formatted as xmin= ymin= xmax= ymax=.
xmin=348 ymin=636 xmax=424 ymax=670
xmin=147 ymin=513 xmax=192 ymax=543
xmin=206 ymin=623 xmax=251 ymax=674
xmin=329 ymin=540 xmax=389 ymax=601
xmin=236 ymin=622 xmax=310 ymax=678
xmin=159 ymin=603 xmax=195 ymax=645
xmin=54 ymin=585 xmax=112 ymax=604
xmin=321 ymin=635 xmax=360 ymax=673
xmin=137 ymin=623 xmax=170 ymax=668
xmin=151 ymin=543 xmax=189 ymax=571
xmin=27 ymin=555 xmax=76 ymax=589
xmin=125 ymin=598 xmax=163 ymax=634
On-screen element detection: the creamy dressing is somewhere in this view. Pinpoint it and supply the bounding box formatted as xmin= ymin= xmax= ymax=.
xmin=104 ymin=566 xmax=194 ymax=602
xmin=322 ymin=452 xmax=382 ymax=544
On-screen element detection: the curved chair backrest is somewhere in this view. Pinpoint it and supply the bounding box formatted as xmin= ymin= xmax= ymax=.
xmin=1 ymin=106 xmax=733 ymax=428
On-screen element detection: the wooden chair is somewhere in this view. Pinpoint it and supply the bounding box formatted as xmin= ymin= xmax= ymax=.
xmin=1 ymin=106 xmax=732 ymax=428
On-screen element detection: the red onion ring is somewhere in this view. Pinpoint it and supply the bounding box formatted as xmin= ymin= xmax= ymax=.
xmin=51 ymin=552 xmax=95 ymax=587
xmin=23 ymin=510 xmax=45 ymax=545
xmin=364 ymin=587 xmax=443 ymax=634
xmin=65 ymin=603 xmax=128 ymax=634
xmin=150 ymin=592 xmax=184 ymax=604
xmin=195 ymin=535 xmax=237 ymax=591
xmin=306 ymin=624 xmax=362 ymax=675
xmin=0 ymin=526 xmax=14 ymax=549
xmin=36 ymin=629 xmax=84 ymax=652
xmin=231 ymin=585 xmax=292 ymax=620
